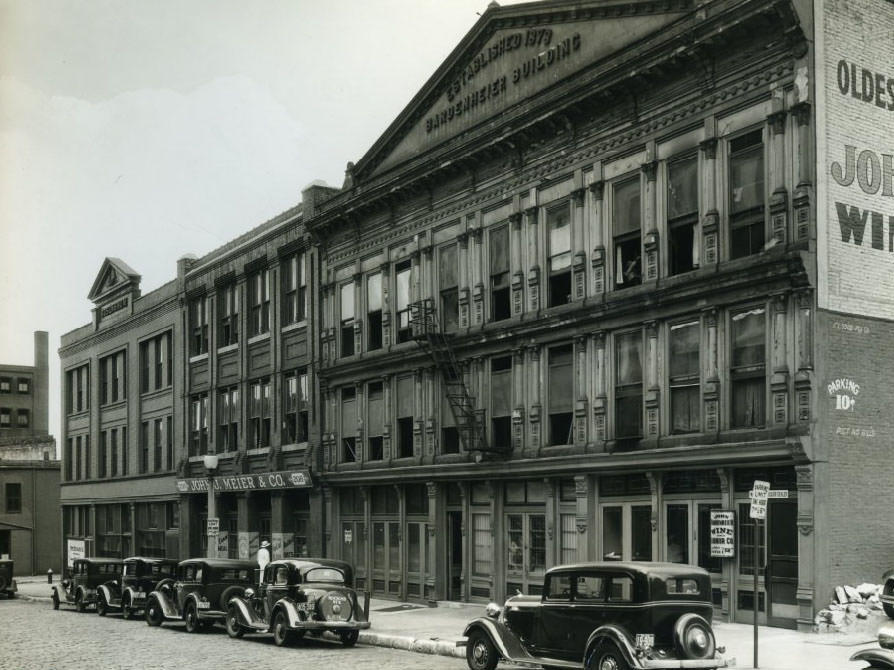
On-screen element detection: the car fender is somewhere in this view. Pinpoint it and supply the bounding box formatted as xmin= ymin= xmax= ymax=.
xmin=98 ymin=582 xmax=119 ymax=605
xmin=122 ymin=586 xmax=139 ymax=603
xmin=850 ymin=648 xmax=894 ymax=669
xmin=148 ymin=589 xmax=180 ymax=620
xmin=76 ymin=585 xmax=93 ymax=603
xmin=463 ymin=616 xmax=534 ymax=663
xmin=277 ymin=598 xmax=306 ymax=628
xmin=584 ymin=624 xmax=642 ymax=669
xmin=229 ymin=596 xmax=264 ymax=627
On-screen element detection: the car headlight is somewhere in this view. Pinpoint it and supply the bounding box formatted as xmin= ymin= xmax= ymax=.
xmin=485 ymin=602 xmax=502 ymax=619
xmin=673 ymin=613 xmax=716 ymax=660
xmin=243 ymin=588 xmax=255 ymax=599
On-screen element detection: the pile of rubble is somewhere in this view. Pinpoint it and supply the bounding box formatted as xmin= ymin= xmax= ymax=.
xmin=815 ymin=583 xmax=888 ymax=633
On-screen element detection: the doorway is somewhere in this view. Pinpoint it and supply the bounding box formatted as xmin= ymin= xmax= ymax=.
xmin=505 ymin=512 xmax=546 ymax=595
xmin=372 ymin=521 xmax=401 ymax=597
xmin=447 ymin=511 xmax=463 ymax=600
xmin=767 ymin=500 xmax=798 ymax=628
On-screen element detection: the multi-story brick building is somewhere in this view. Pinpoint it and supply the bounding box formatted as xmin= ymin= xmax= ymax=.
xmin=0 ymin=331 xmax=60 ymax=574
xmin=57 ymin=0 xmax=892 ymax=630
xmin=59 ymin=259 xmax=181 ymax=563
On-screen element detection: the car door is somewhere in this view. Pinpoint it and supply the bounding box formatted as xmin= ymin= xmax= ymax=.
xmin=571 ymin=572 xmax=610 ymax=654
xmin=536 ymin=572 xmax=579 ymax=660
xmin=265 ymin=564 xmax=290 ymax=619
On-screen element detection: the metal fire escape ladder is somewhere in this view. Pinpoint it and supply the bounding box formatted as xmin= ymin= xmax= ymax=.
xmin=410 ymin=299 xmax=498 ymax=454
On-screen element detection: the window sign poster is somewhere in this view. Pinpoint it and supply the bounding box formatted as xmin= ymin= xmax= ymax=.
xmin=67 ymin=538 xmax=85 ymax=567
xmin=710 ymin=510 xmax=735 ymax=558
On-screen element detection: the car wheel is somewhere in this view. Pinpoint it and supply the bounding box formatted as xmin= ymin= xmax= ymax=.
xmin=97 ymin=594 xmax=108 ymax=617
xmin=466 ymin=630 xmax=499 ymax=670
xmin=52 ymin=590 xmax=60 ymax=610
xmin=226 ymin=606 xmax=244 ymax=639
xmin=75 ymin=592 xmax=85 ymax=613
xmin=272 ymin=610 xmax=293 ymax=647
xmin=121 ymin=594 xmax=133 ymax=620
xmin=884 ymin=582 xmax=894 ymax=619
xmin=184 ymin=603 xmax=202 ymax=633
xmin=145 ymin=596 xmax=163 ymax=627
xmin=339 ymin=629 xmax=359 ymax=647
xmin=588 ymin=643 xmax=630 ymax=670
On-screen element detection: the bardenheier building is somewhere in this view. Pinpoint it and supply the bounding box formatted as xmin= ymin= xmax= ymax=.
xmin=302 ymin=0 xmax=892 ymax=631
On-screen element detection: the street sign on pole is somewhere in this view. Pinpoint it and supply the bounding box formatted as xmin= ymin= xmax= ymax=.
xmin=207 ymin=517 xmax=219 ymax=536
xmin=749 ymin=480 xmax=770 ymax=520
xmin=749 ymin=479 xmax=769 ymax=669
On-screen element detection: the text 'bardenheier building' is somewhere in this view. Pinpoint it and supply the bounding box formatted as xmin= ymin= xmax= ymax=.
xmin=59 ymin=0 xmax=894 ymax=631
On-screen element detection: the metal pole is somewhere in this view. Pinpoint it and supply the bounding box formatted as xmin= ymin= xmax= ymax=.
xmin=753 ymin=518 xmax=759 ymax=669
xmin=207 ymin=474 xmax=216 ymax=558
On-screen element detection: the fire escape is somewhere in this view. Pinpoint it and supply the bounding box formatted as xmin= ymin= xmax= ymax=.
xmin=410 ymin=299 xmax=506 ymax=456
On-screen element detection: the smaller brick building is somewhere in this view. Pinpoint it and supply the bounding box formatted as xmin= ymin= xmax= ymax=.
xmin=0 ymin=331 xmax=61 ymax=575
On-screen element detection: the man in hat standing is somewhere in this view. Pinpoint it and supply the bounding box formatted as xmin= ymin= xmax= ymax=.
xmin=257 ymin=540 xmax=271 ymax=583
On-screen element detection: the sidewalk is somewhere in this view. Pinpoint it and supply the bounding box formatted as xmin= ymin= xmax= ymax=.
xmin=13 ymin=575 xmax=881 ymax=667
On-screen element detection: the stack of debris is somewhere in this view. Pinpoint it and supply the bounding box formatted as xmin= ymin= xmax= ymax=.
xmin=814 ymin=583 xmax=887 ymax=633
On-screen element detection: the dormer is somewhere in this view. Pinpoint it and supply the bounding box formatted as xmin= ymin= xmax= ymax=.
xmin=88 ymin=257 xmax=141 ymax=329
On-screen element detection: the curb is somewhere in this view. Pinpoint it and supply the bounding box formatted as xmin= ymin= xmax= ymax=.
xmin=16 ymin=591 xmax=468 ymax=659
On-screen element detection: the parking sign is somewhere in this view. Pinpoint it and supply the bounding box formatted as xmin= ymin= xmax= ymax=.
xmin=749 ymin=480 xmax=770 ymax=519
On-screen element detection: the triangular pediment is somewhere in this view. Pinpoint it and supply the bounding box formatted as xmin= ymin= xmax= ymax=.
xmin=88 ymin=257 xmax=141 ymax=305
xmin=354 ymin=0 xmax=691 ymax=180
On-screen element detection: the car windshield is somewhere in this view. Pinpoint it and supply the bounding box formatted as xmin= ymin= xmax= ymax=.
xmin=304 ymin=567 xmax=345 ymax=584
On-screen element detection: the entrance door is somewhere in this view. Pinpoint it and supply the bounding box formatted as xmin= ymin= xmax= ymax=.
xmin=767 ymin=500 xmax=798 ymax=628
xmin=405 ymin=522 xmax=427 ymax=600
xmin=505 ymin=512 xmax=546 ymax=594
xmin=600 ymin=504 xmax=653 ymax=561
xmin=447 ymin=511 xmax=463 ymax=600
xmin=372 ymin=521 xmax=401 ymax=597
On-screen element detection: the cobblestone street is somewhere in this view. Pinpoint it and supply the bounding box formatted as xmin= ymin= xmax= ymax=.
xmin=0 ymin=598 xmax=462 ymax=670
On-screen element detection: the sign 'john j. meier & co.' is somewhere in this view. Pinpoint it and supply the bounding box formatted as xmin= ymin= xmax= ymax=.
xmin=176 ymin=469 xmax=312 ymax=493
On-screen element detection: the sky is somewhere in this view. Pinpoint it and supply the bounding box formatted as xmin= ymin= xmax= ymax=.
xmin=0 ymin=0 xmax=527 ymax=443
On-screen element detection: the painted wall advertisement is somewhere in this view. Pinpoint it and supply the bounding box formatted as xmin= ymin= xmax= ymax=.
xmin=818 ymin=0 xmax=894 ymax=319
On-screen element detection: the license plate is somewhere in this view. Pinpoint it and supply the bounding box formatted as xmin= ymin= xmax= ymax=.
xmin=134 ymin=593 xmax=146 ymax=600
xmin=196 ymin=601 xmax=211 ymax=609
xmin=635 ymin=634 xmax=654 ymax=649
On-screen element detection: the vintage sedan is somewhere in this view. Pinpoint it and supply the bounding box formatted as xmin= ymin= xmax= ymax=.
xmin=882 ymin=568 xmax=894 ymax=619
xmin=145 ymin=557 xmax=256 ymax=633
xmin=226 ymin=558 xmax=371 ymax=647
xmin=0 ymin=559 xmax=17 ymax=599
xmin=850 ymin=620 xmax=894 ymax=669
xmin=52 ymin=557 xmax=123 ymax=612
xmin=463 ymin=562 xmax=727 ymax=670
xmin=96 ymin=556 xmax=178 ymax=618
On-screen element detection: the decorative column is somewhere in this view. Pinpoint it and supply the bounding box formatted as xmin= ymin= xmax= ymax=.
xmin=413 ymin=368 xmax=424 ymax=460
xmin=470 ymin=223 xmax=485 ymax=325
xmin=589 ymin=175 xmax=606 ymax=296
xmin=458 ymin=231 xmax=471 ymax=329
xmin=574 ymin=475 xmax=590 ymax=562
xmin=322 ymin=487 xmax=333 ymax=557
xmin=426 ymin=481 xmax=440 ymax=602
xmin=525 ymin=204 xmax=541 ymax=312
xmin=574 ymin=336 xmax=588 ymax=446
xmin=771 ymin=293 xmax=790 ymax=425
xmin=700 ymin=117 xmax=719 ymax=266
xmin=382 ymin=374 xmax=392 ymax=461
xmin=424 ymin=367 xmax=436 ymax=461
xmin=354 ymin=381 xmax=364 ymax=464
xmin=592 ymin=331 xmax=607 ymax=447
xmin=527 ymin=345 xmax=542 ymax=455
xmin=571 ymin=187 xmax=587 ymax=300
xmin=512 ymin=347 xmax=526 ymax=452
xmin=544 ymin=479 xmax=557 ymax=565
xmin=791 ymin=102 xmax=813 ymax=242
xmin=270 ymin=492 xmax=287 ymax=559
xmin=795 ymin=464 xmax=816 ymax=632
xmin=794 ymin=289 xmax=813 ymax=424
xmin=768 ymin=109 xmax=789 ymax=245
xmin=642 ymin=152 xmax=660 ymax=282
xmin=703 ymin=309 xmax=720 ymax=434
xmin=509 ymin=212 xmax=525 ymax=316
xmin=716 ymin=468 xmax=731 ymax=619
xmin=380 ymin=261 xmax=392 ymax=347
xmin=645 ymin=322 xmax=660 ymax=439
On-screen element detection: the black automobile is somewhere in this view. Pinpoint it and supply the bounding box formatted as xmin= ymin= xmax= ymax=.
xmin=0 ymin=559 xmax=17 ymax=599
xmin=96 ymin=556 xmax=178 ymax=618
xmin=850 ymin=621 xmax=894 ymax=669
xmin=882 ymin=568 xmax=894 ymax=619
xmin=226 ymin=558 xmax=371 ymax=647
xmin=52 ymin=558 xmax=124 ymax=612
xmin=145 ymin=558 xmax=256 ymax=633
xmin=463 ymin=561 xmax=727 ymax=670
